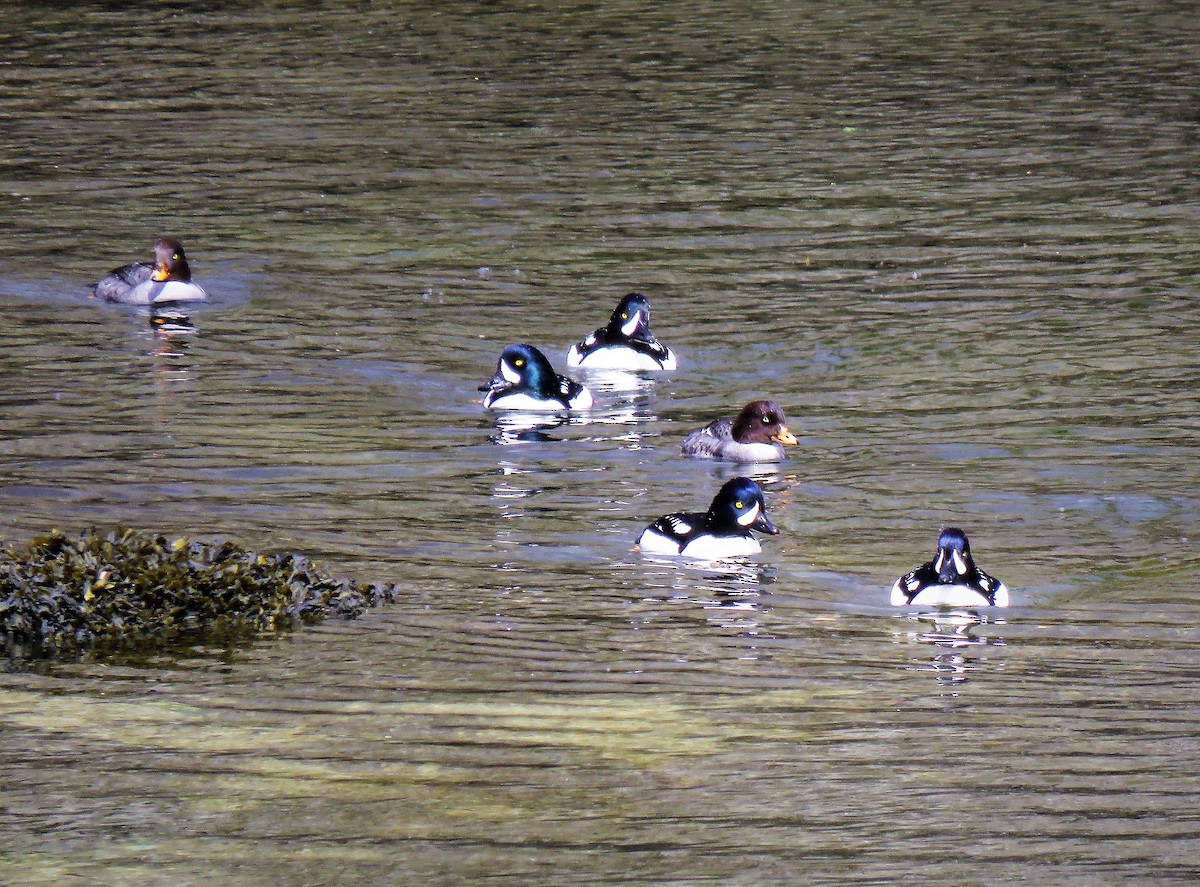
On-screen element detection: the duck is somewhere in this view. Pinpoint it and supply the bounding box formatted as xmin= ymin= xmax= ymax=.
xmin=890 ymin=527 xmax=1010 ymax=607
xmin=635 ymin=477 xmax=778 ymax=559
xmin=480 ymin=343 xmax=594 ymax=411
xmin=92 ymin=238 xmax=208 ymax=305
xmin=566 ymin=292 xmax=677 ymax=371
xmin=681 ymin=400 xmax=799 ymax=462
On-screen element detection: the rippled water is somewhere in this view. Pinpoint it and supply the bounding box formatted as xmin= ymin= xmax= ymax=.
xmin=1 ymin=2 xmax=1198 ymax=884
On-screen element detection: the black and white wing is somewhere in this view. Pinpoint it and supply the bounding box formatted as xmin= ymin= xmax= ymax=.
xmin=889 ymin=561 xmax=938 ymax=605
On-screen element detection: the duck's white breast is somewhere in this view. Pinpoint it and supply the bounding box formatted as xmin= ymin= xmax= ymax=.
xmin=717 ymin=440 xmax=785 ymax=463
xmin=573 ymin=345 xmax=671 ymax=371
xmin=900 ymin=583 xmax=1000 ymax=607
xmin=127 ymin=280 xmax=208 ymax=305
xmin=565 ymin=343 xmax=587 ymax=368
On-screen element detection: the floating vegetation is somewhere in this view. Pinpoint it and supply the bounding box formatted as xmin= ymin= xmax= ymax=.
xmin=0 ymin=527 xmax=400 ymax=659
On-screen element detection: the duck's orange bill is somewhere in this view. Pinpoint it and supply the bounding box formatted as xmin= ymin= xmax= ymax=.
xmin=773 ymin=427 xmax=799 ymax=446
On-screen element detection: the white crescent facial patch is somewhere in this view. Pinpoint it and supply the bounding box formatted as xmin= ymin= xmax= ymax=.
xmin=500 ymin=359 xmax=522 ymax=385
xmin=621 ymin=311 xmax=642 ymax=337
xmin=952 ymin=550 xmax=968 ymax=575
xmin=736 ymin=502 xmax=761 ymax=527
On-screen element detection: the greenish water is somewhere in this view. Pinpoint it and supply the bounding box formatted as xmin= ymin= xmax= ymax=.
xmin=1 ymin=2 xmax=1198 ymax=884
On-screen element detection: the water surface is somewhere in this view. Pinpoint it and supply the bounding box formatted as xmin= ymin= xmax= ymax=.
xmin=1 ymin=2 xmax=1198 ymax=884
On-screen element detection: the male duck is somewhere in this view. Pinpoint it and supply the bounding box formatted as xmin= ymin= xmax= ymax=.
xmin=890 ymin=527 xmax=1010 ymax=607
xmin=636 ymin=477 xmax=778 ymax=559
xmin=566 ymin=292 xmax=677 ymax=371
xmin=681 ymin=400 xmax=798 ymax=462
xmin=481 ymin=343 xmax=593 ymax=411
xmin=92 ymin=237 xmax=208 ymax=305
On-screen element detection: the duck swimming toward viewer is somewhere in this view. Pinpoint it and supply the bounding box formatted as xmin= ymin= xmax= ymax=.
xmin=567 ymin=292 xmax=677 ymax=371
xmin=92 ymin=238 xmax=208 ymax=305
xmin=890 ymin=527 xmax=1010 ymax=607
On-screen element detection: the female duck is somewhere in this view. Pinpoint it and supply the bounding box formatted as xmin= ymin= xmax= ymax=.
xmin=481 ymin=343 xmax=593 ymax=411
xmin=567 ymin=292 xmax=677 ymax=371
xmin=92 ymin=237 xmax=208 ymax=305
xmin=890 ymin=527 xmax=1010 ymax=607
xmin=636 ymin=477 xmax=778 ymax=559
xmin=681 ymin=400 xmax=798 ymax=462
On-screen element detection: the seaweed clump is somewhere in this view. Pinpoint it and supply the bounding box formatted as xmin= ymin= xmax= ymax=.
xmin=0 ymin=527 xmax=400 ymax=658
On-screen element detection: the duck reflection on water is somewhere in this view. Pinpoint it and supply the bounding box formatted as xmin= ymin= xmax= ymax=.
xmin=641 ymin=557 xmax=776 ymax=604
xmin=489 ymin=413 xmax=573 ymax=445
xmin=149 ymin=307 xmax=198 ymax=348
xmin=706 ymin=460 xmax=790 ymax=485
xmin=570 ymin=365 xmax=663 ymax=395
xmin=640 ymin=559 xmax=777 ymax=653
xmin=487 ymin=388 xmax=658 ymax=448
xmin=897 ymin=609 xmax=1007 ymax=688
xmin=145 ymin=309 xmax=199 ymax=384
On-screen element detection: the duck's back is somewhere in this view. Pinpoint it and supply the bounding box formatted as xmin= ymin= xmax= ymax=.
xmin=93 ymin=262 xmax=153 ymax=303
xmin=637 ymin=510 xmax=704 ymax=554
xmin=681 ymin=417 xmax=734 ymax=458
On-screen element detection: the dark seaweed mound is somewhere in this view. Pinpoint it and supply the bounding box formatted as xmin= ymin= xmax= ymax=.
xmin=0 ymin=527 xmax=400 ymax=658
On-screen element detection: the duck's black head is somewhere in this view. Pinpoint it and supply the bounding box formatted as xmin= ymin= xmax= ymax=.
xmin=482 ymin=343 xmax=558 ymax=396
xmin=708 ymin=477 xmax=778 ymax=535
xmin=604 ymin=292 xmax=654 ymax=341
xmin=934 ymin=527 xmax=975 ymax=584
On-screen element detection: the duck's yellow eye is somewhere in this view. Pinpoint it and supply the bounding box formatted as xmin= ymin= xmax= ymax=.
xmin=172 ymin=253 xmax=180 ymax=260
xmin=514 ymin=358 xmax=524 ymax=367
xmin=763 ymin=415 xmax=773 ymax=423
xmin=735 ymin=501 xmax=744 ymax=509
xmin=621 ymin=312 xmax=628 ymax=319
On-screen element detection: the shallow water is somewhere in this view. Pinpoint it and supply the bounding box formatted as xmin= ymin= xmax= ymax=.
xmin=1 ymin=2 xmax=1199 ymax=884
